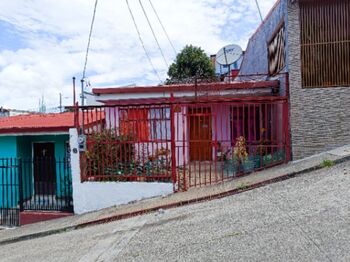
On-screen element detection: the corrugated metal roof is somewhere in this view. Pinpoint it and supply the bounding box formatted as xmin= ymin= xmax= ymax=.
xmin=0 ymin=112 xmax=75 ymax=134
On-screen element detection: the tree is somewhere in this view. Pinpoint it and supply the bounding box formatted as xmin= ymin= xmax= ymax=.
xmin=166 ymin=45 xmax=215 ymax=84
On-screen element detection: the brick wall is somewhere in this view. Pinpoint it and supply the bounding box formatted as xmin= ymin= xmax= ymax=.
xmin=287 ymin=0 xmax=350 ymax=159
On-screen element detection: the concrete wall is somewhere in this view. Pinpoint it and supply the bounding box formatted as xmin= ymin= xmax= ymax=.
xmin=287 ymin=1 xmax=350 ymax=159
xmin=17 ymin=134 xmax=69 ymax=159
xmin=69 ymin=128 xmax=173 ymax=214
xmin=0 ymin=136 xmax=17 ymax=158
xmin=239 ymin=0 xmax=288 ymax=76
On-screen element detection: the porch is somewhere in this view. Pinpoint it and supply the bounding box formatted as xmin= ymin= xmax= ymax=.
xmin=78 ymin=92 xmax=290 ymax=192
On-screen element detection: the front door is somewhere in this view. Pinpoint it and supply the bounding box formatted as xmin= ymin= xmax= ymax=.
xmin=33 ymin=143 xmax=56 ymax=195
xmin=189 ymin=107 xmax=212 ymax=161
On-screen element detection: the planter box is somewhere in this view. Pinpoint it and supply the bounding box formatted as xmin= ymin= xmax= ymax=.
xmin=222 ymin=159 xmax=239 ymax=176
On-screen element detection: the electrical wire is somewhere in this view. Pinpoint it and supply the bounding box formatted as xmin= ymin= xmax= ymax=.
xmin=82 ymin=0 xmax=99 ymax=80
xmin=254 ymin=0 xmax=263 ymax=22
xmin=147 ymin=0 xmax=177 ymax=57
xmin=138 ymin=0 xmax=169 ymax=68
xmin=125 ymin=0 xmax=162 ymax=82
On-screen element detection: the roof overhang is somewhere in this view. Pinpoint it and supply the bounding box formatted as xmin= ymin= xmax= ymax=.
xmin=92 ymin=80 xmax=279 ymax=95
xmin=100 ymin=94 xmax=287 ymax=107
xmin=0 ymin=126 xmax=71 ymax=135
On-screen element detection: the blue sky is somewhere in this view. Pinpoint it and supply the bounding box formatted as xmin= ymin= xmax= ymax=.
xmin=0 ymin=0 xmax=276 ymax=110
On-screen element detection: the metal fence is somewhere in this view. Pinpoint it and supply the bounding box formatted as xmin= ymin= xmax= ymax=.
xmin=0 ymin=158 xmax=73 ymax=227
xmin=79 ymin=95 xmax=290 ymax=192
xmin=0 ymin=159 xmax=20 ymax=227
xmin=21 ymin=158 xmax=73 ymax=212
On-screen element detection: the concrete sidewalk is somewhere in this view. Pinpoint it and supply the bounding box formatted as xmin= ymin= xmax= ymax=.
xmin=1 ymin=145 xmax=350 ymax=245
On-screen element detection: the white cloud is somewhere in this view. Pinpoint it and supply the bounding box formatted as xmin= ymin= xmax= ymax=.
xmin=0 ymin=0 xmax=276 ymax=110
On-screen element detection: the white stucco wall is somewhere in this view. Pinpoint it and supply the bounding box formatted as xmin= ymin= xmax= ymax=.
xmin=69 ymin=128 xmax=173 ymax=214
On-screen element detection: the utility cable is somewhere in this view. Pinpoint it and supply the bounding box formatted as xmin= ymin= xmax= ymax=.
xmin=125 ymin=0 xmax=162 ymax=82
xmin=138 ymin=0 xmax=169 ymax=68
xmin=254 ymin=0 xmax=263 ymax=22
xmin=147 ymin=0 xmax=177 ymax=57
xmin=82 ymin=0 xmax=99 ymax=80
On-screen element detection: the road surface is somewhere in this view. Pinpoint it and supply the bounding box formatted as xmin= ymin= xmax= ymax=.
xmin=1 ymin=161 xmax=350 ymax=261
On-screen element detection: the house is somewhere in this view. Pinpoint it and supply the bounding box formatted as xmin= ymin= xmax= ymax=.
xmin=79 ymin=0 xmax=350 ymax=184
xmin=67 ymin=79 xmax=288 ymax=214
xmin=0 ymin=107 xmax=10 ymax=118
xmin=64 ymin=0 xmax=349 ymax=215
xmin=0 ymin=112 xmax=76 ymax=215
xmin=0 ymin=107 xmax=38 ymax=118
xmin=0 ymin=111 xmax=108 ymax=226
xmin=80 ymin=76 xmax=289 ymax=189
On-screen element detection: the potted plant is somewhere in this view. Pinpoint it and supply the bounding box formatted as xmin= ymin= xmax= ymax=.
xmin=233 ymin=136 xmax=254 ymax=174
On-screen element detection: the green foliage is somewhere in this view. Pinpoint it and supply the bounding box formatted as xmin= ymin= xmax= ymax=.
xmin=320 ymin=159 xmax=335 ymax=168
xmin=166 ymin=45 xmax=215 ymax=83
xmin=85 ymin=130 xmax=135 ymax=177
xmin=84 ymin=130 xmax=171 ymax=181
xmin=237 ymin=182 xmax=248 ymax=190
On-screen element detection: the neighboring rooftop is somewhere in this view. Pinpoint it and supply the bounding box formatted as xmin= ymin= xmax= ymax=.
xmin=0 ymin=112 xmax=76 ymax=134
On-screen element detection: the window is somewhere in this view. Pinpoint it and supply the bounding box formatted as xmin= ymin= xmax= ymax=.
xmin=300 ymin=0 xmax=350 ymax=87
xmin=119 ymin=107 xmax=171 ymax=141
xmin=149 ymin=108 xmax=171 ymax=140
xmin=119 ymin=108 xmax=149 ymax=141
xmin=230 ymin=105 xmax=272 ymax=144
xmin=268 ymin=23 xmax=286 ymax=76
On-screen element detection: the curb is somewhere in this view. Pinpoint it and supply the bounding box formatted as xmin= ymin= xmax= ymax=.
xmin=1 ymin=155 xmax=349 ymax=246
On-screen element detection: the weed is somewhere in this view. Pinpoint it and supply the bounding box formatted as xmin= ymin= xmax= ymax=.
xmin=237 ymin=182 xmax=249 ymax=190
xmin=320 ymin=159 xmax=335 ymax=168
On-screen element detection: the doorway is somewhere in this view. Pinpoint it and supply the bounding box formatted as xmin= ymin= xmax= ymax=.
xmin=33 ymin=142 xmax=56 ymax=195
xmin=189 ymin=107 xmax=212 ymax=161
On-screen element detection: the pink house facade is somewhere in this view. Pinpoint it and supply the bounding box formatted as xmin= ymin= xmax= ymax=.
xmin=79 ymin=79 xmax=289 ymax=191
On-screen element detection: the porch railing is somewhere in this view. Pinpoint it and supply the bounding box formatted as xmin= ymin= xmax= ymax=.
xmin=78 ymin=95 xmax=290 ymax=191
xmin=0 ymin=157 xmax=73 ymax=227
xmin=21 ymin=157 xmax=73 ymax=212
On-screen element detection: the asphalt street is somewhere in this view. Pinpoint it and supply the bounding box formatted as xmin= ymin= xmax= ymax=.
xmin=1 ymin=161 xmax=349 ymax=262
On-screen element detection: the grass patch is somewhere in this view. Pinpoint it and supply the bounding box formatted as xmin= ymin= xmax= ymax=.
xmin=320 ymin=159 xmax=335 ymax=168
xmin=237 ymin=182 xmax=249 ymax=190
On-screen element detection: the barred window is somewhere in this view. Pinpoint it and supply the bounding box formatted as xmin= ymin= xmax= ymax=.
xmin=149 ymin=108 xmax=171 ymax=140
xmin=268 ymin=23 xmax=286 ymax=76
xmin=300 ymin=0 xmax=350 ymax=88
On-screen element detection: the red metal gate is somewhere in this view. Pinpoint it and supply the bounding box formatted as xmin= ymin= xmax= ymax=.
xmin=77 ymin=96 xmax=290 ymax=192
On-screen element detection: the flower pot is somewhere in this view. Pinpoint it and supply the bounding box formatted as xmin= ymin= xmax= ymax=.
xmin=242 ymin=160 xmax=255 ymax=173
xmin=222 ymin=159 xmax=239 ymax=176
xmin=263 ymin=154 xmax=272 ymax=167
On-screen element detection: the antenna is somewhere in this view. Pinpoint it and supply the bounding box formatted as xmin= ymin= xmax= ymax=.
xmin=59 ymin=93 xmax=62 ymax=113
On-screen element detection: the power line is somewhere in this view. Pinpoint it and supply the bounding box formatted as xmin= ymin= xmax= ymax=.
xmin=138 ymin=0 xmax=169 ymax=68
xmin=125 ymin=0 xmax=162 ymax=82
xmin=147 ymin=0 xmax=177 ymax=57
xmin=82 ymin=0 xmax=99 ymax=80
xmin=254 ymin=0 xmax=263 ymax=22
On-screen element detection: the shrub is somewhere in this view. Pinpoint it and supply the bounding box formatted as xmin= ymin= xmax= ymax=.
xmin=85 ymin=129 xmax=135 ymax=178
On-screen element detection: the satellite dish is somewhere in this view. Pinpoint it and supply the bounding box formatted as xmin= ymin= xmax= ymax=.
xmin=216 ymin=44 xmax=243 ymax=65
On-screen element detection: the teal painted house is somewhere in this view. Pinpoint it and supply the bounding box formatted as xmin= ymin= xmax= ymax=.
xmin=0 ymin=112 xmax=75 ymax=212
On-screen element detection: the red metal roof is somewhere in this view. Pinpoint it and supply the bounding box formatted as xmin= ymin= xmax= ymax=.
xmin=92 ymin=80 xmax=279 ymax=95
xmin=0 ymin=112 xmax=105 ymax=134
xmin=0 ymin=112 xmax=75 ymax=134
